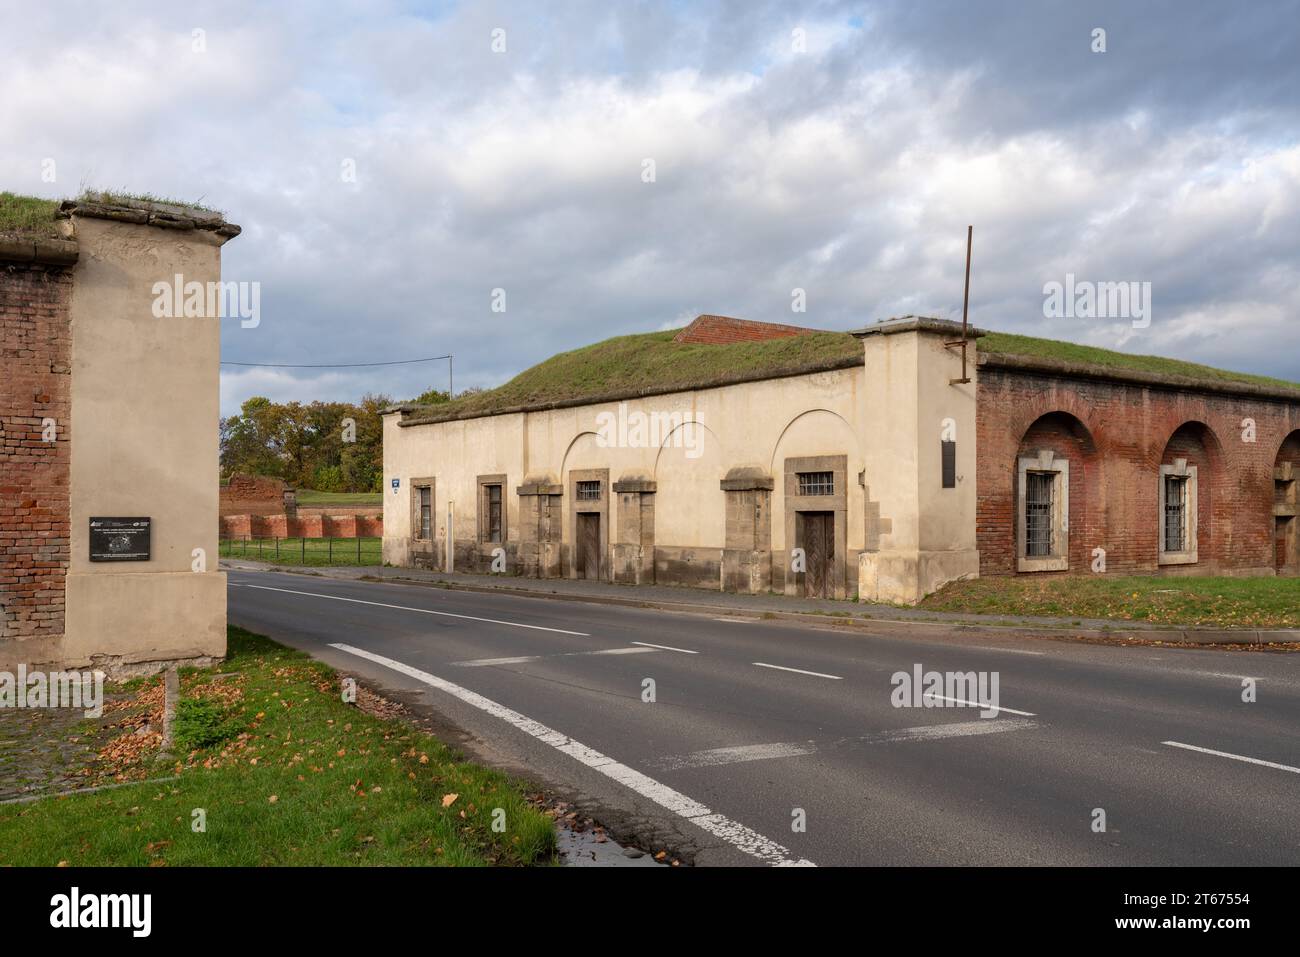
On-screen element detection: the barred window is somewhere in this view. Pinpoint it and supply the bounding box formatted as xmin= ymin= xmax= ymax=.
xmin=486 ymin=484 xmax=502 ymax=542
xmin=418 ymin=486 xmax=432 ymax=540
xmin=797 ymin=471 xmax=834 ymax=496
xmin=1024 ymin=471 xmax=1054 ymax=558
xmin=576 ymin=480 xmax=602 ymax=501
xmin=1163 ymin=475 xmax=1187 ymax=552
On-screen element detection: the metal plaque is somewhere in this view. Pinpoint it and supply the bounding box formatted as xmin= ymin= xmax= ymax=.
xmin=89 ymin=517 xmax=151 ymax=562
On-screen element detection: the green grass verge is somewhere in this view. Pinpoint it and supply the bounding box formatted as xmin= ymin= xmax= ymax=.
xmin=295 ymin=490 xmax=383 ymax=506
xmin=0 ymin=627 xmax=556 ymax=866
xmin=918 ymin=575 xmax=1300 ymax=628
xmin=220 ymin=537 xmax=382 ymax=566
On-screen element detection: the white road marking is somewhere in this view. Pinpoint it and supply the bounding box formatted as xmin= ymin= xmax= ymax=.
xmin=659 ymin=742 xmax=816 ymax=770
xmin=328 ymin=642 xmax=814 ymax=866
xmin=1162 ymin=741 xmax=1300 ymax=775
xmin=976 ymin=647 xmax=1045 ymax=656
xmin=752 ymin=662 xmax=843 ymax=680
xmin=1194 ymin=672 xmax=1258 ymax=681
xmin=869 ymin=718 xmax=1039 ymax=742
xmin=657 ymin=718 xmax=1039 ymax=770
xmin=920 ymin=693 xmax=1036 ymax=717
xmin=242 ymin=584 xmax=589 ymax=636
xmin=451 ymin=646 xmax=659 ymax=667
xmin=631 ymin=641 xmax=699 ymax=654
xmin=712 ymin=618 xmax=751 ymax=624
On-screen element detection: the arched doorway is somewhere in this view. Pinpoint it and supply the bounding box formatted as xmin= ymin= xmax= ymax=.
xmin=1275 ymin=431 xmax=1300 ymax=574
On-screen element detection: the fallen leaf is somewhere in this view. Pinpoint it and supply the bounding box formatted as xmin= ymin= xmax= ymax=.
xmin=442 ymin=793 xmax=459 ymax=808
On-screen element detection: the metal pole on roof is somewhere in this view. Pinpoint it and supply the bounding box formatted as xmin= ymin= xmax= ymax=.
xmin=947 ymin=225 xmax=974 ymax=385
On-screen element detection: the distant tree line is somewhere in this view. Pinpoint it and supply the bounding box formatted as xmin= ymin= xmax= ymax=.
xmin=219 ymin=386 xmax=466 ymax=492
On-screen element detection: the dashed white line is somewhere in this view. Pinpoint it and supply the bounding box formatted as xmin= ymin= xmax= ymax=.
xmin=1162 ymin=741 xmax=1300 ymax=775
xmin=328 ymin=642 xmax=814 ymax=866
xmin=241 ymin=584 xmax=589 ymax=636
xmin=630 ymin=641 xmax=699 ymax=654
xmin=921 ymin=693 xmax=1036 ymax=717
xmin=752 ymin=662 xmax=843 ymax=680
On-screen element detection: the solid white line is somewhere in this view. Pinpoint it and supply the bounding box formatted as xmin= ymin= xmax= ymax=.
xmin=1162 ymin=741 xmax=1300 ymax=775
xmin=631 ymin=641 xmax=699 ymax=654
xmin=920 ymin=693 xmax=1036 ymax=717
xmin=659 ymin=742 xmax=816 ymax=770
xmin=978 ymin=647 xmax=1046 ymax=656
xmin=712 ymin=618 xmax=752 ymax=624
xmin=329 ymin=642 xmax=813 ymax=866
xmin=752 ymin=661 xmax=843 ymax=680
xmin=242 ymin=584 xmax=589 ymax=636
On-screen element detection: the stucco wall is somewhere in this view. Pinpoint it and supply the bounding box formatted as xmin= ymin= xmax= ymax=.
xmin=61 ymin=216 xmax=228 ymax=669
xmin=383 ymin=365 xmax=870 ymax=596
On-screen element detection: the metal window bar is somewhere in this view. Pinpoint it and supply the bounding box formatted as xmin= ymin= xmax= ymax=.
xmin=419 ymin=486 xmax=432 ymax=539
xmin=487 ymin=485 xmax=502 ymax=541
xmin=797 ymin=471 xmax=834 ymax=496
xmin=1025 ymin=471 xmax=1054 ymax=557
xmin=577 ymin=481 xmax=601 ymax=501
xmin=1164 ymin=476 xmax=1186 ymax=552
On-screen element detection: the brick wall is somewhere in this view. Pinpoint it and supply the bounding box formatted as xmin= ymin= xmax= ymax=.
xmin=672 ymin=314 xmax=817 ymax=345
xmin=977 ymin=363 xmax=1300 ymax=576
xmin=0 ymin=262 xmax=73 ymax=642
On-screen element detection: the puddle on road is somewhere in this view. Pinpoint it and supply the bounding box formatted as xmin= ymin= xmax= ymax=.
xmin=555 ymin=822 xmax=665 ymax=867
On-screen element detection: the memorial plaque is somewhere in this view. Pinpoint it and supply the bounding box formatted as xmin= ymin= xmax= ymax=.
xmin=89 ymin=517 xmax=151 ymax=562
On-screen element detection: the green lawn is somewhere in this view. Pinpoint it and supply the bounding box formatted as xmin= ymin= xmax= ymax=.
xmin=0 ymin=627 xmax=556 ymax=866
xmin=221 ymin=536 xmax=382 ymax=566
xmin=295 ymin=489 xmax=383 ymax=507
xmin=918 ymin=575 xmax=1300 ymax=629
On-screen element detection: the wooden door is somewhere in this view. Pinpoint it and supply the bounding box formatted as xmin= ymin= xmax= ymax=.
xmin=577 ymin=513 xmax=601 ymax=579
xmin=797 ymin=511 xmax=834 ymax=598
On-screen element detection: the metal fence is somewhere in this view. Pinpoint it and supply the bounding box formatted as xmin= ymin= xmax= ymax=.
xmin=218 ymin=536 xmax=383 ymax=566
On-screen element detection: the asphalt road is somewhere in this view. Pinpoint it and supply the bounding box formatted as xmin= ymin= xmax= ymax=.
xmin=227 ymin=568 xmax=1300 ymax=866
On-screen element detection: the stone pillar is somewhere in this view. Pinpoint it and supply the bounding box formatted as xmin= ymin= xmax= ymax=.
xmin=612 ymin=477 xmax=656 ymax=584
xmin=721 ymin=467 xmax=773 ymax=594
xmin=852 ymin=317 xmax=981 ymax=604
xmin=517 ymin=477 xmax=563 ymax=578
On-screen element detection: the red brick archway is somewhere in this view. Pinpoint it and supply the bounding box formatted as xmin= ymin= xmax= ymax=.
xmin=1274 ymin=431 xmax=1300 ymax=573
xmin=1158 ymin=421 xmax=1226 ymax=569
xmin=1013 ymin=411 xmax=1101 ymax=573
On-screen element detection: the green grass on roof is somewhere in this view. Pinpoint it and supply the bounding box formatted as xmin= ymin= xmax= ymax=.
xmin=410 ymin=329 xmax=864 ymax=421
xmin=83 ymin=189 xmax=221 ymax=214
xmin=978 ymin=332 xmax=1300 ymax=394
xmin=0 ymin=192 xmax=61 ymax=238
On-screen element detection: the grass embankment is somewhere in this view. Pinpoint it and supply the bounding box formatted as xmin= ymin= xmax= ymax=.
xmin=918 ymin=575 xmax=1300 ymax=629
xmin=404 ymin=328 xmax=865 ymax=421
xmin=220 ymin=537 xmax=382 ymax=566
xmin=0 ymin=192 xmax=61 ymax=238
xmin=0 ymin=627 xmax=556 ymax=866
xmin=295 ymin=490 xmax=383 ymax=507
xmin=978 ymin=332 xmax=1300 ymax=395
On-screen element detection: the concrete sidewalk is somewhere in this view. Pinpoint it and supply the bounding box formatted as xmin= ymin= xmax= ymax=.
xmin=220 ymin=559 xmax=1300 ymax=647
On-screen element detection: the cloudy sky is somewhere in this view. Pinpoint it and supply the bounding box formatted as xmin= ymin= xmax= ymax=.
xmin=4 ymin=0 xmax=1299 ymax=416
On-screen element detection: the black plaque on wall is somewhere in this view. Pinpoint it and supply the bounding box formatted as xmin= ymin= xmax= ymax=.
xmin=89 ymin=517 xmax=151 ymax=562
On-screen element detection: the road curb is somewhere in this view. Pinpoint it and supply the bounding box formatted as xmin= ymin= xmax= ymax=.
xmin=354 ymin=572 xmax=1297 ymax=647
xmin=221 ymin=560 xmax=1300 ymax=647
